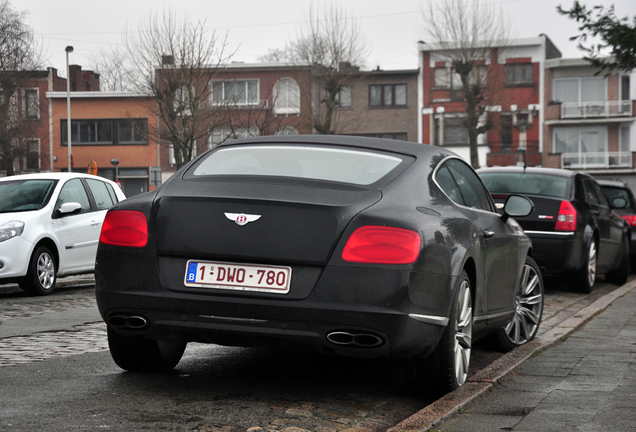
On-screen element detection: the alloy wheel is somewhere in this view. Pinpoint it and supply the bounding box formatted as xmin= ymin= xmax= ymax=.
xmin=37 ymin=252 xmax=55 ymax=290
xmin=453 ymin=280 xmax=473 ymax=386
xmin=587 ymin=241 xmax=597 ymax=288
xmin=505 ymin=262 xmax=543 ymax=345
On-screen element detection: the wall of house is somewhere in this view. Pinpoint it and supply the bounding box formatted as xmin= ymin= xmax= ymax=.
xmin=336 ymin=70 xmax=419 ymax=142
xmin=49 ymin=96 xmax=157 ymax=188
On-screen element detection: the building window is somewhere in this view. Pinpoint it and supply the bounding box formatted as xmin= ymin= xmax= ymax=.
xmin=26 ymin=139 xmax=39 ymax=170
xmin=436 ymin=116 xmax=468 ymax=146
xmin=500 ymin=114 xmax=513 ymax=150
xmin=369 ymin=84 xmax=406 ymax=107
xmin=554 ymin=77 xmax=606 ymax=103
xmin=209 ymin=127 xmax=260 ymax=148
xmin=24 ymin=89 xmax=39 ymax=119
xmin=275 ymin=126 xmax=299 ymax=135
xmin=273 ymin=78 xmax=300 ymax=115
xmin=504 ymin=64 xmax=534 ymax=86
xmin=360 ymin=133 xmax=407 ymax=141
xmin=174 ymin=85 xmax=194 ymax=115
xmin=118 ymin=119 xmax=148 ymax=144
xmin=62 ymin=119 xmax=148 ymax=145
xmin=554 ymin=126 xmax=607 ymax=167
xmin=211 ymin=80 xmax=259 ymax=105
xmin=336 ymin=86 xmax=352 ymax=108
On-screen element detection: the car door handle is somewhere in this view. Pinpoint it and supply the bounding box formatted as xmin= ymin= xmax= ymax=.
xmin=90 ymin=220 xmax=100 ymax=227
xmin=483 ymin=230 xmax=495 ymax=238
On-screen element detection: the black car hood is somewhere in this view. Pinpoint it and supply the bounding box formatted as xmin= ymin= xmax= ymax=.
xmin=152 ymin=177 xmax=382 ymax=265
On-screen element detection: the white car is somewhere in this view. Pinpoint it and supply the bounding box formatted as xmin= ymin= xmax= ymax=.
xmin=0 ymin=172 xmax=126 ymax=295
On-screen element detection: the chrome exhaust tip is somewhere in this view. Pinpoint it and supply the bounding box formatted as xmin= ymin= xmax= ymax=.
xmin=107 ymin=314 xmax=149 ymax=330
xmin=326 ymin=331 xmax=384 ymax=348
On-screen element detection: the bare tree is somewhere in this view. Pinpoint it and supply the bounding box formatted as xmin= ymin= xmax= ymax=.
xmin=122 ymin=9 xmax=235 ymax=169
xmin=423 ymin=0 xmax=512 ymax=168
xmin=287 ymin=3 xmax=369 ymax=134
xmin=88 ymin=46 xmax=136 ymax=92
xmin=0 ymin=0 xmax=44 ymax=175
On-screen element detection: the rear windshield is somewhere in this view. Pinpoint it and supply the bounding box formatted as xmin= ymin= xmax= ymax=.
xmin=188 ymin=145 xmax=406 ymax=186
xmin=480 ymin=172 xmax=569 ymax=199
xmin=0 ymin=179 xmax=57 ymax=213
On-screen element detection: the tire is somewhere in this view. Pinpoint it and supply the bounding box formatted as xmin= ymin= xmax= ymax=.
xmin=606 ymin=235 xmax=630 ymax=285
xmin=493 ymin=256 xmax=544 ymax=352
xmin=405 ymin=270 xmax=473 ymax=396
xmin=19 ymin=246 xmax=57 ymax=296
xmin=574 ymin=238 xmax=597 ymax=294
xmin=107 ymin=326 xmax=187 ymax=372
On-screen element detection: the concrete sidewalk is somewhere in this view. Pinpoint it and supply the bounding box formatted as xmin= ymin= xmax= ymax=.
xmin=391 ymin=279 xmax=636 ymax=432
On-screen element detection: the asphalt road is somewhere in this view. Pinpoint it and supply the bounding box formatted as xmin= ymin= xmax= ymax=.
xmin=0 ymin=275 xmax=628 ymax=431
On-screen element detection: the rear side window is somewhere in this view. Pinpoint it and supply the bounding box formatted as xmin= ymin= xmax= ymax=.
xmin=187 ymin=145 xmax=408 ymax=186
xmin=436 ymin=158 xmax=493 ymax=212
xmin=86 ymin=178 xmax=118 ymax=210
xmin=480 ymin=172 xmax=569 ymax=199
xmin=602 ymin=186 xmax=634 ymax=208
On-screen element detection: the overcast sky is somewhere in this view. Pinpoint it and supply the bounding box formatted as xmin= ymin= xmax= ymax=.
xmin=18 ymin=0 xmax=636 ymax=77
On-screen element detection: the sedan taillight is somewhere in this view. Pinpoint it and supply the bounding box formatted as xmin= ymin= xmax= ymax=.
xmin=555 ymin=201 xmax=577 ymax=232
xmin=99 ymin=210 xmax=148 ymax=247
xmin=342 ymin=225 xmax=421 ymax=264
xmin=621 ymin=215 xmax=636 ymax=226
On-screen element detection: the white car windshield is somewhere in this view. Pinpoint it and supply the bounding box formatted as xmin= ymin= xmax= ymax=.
xmin=0 ymin=179 xmax=57 ymax=213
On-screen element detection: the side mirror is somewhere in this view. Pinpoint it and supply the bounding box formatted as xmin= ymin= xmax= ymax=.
xmin=56 ymin=202 xmax=82 ymax=217
xmin=612 ymin=197 xmax=628 ymax=209
xmin=501 ymin=195 xmax=534 ymax=222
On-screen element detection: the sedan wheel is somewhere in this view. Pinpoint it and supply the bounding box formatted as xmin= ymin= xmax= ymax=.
xmin=575 ymin=239 xmax=597 ymax=293
xmin=19 ymin=246 xmax=57 ymax=296
xmin=452 ymin=278 xmax=473 ymax=386
xmin=107 ymin=326 xmax=187 ymax=372
xmin=495 ymin=256 xmax=544 ymax=352
xmin=403 ymin=271 xmax=473 ymax=396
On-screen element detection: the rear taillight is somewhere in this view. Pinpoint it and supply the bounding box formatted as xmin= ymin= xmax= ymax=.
xmin=555 ymin=201 xmax=577 ymax=232
xmin=99 ymin=210 xmax=148 ymax=247
xmin=342 ymin=226 xmax=421 ymax=264
xmin=622 ymin=215 xmax=636 ymax=226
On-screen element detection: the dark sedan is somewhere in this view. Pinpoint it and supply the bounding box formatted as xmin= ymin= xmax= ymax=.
xmin=479 ymin=167 xmax=630 ymax=293
xmin=597 ymin=179 xmax=636 ymax=268
xmin=96 ymin=135 xmax=542 ymax=394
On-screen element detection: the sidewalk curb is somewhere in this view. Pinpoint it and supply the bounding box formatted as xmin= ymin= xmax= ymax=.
xmin=387 ymin=279 xmax=636 ymax=432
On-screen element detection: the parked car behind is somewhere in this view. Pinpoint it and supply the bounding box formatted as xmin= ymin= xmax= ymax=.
xmin=0 ymin=172 xmax=126 ymax=295
xmin=96 ymin=135 xmax=543 ymax=395
xmin=597 ymin=179 xmax=636 ymax=268
xmin=479 ymin=167 xmax=630 ymax=293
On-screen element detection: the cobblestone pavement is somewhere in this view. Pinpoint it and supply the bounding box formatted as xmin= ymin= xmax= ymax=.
xmin=0 ymin=277 xmax=630 ymax=432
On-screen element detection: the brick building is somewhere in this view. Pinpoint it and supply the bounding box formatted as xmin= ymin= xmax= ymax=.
xmin=418 ymin=35 xmax=561 ymax=167
xmin=47 ymin=91 xmax=159 ymax=196
xmin=1 ymin=66 xmax=99 ymax=175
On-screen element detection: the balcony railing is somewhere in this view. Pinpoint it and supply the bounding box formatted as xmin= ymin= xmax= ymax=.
xmin=561 ymin=100 xmax=632 ymax=119
xmin=561 ymin=151 xmax=632 ymax=169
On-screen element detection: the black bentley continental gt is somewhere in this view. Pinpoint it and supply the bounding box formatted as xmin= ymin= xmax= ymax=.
xmin=96 ymin=135 xmax=543 ymax=394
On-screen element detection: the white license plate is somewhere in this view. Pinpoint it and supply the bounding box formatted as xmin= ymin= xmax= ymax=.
xmin=184 ymin=260 xmax=291 ymax=294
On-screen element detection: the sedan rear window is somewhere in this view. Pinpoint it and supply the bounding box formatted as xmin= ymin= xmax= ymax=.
xmin=189 ymin=145 xmax=406 ymax=185
xmin=480 ymin=173 xmax=568 ymax=199
xmin=0 ymin=180 xmax=57 ymax=213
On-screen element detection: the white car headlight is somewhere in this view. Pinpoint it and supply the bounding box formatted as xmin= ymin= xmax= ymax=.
xmin=0 ymin=220 xmax=25 ymax=243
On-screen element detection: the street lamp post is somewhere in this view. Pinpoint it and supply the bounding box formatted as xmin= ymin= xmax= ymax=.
xmin=65 ymin=46 xmax=74 ymax=173
xmin=111 ymin=158 xmax=119 ymax=182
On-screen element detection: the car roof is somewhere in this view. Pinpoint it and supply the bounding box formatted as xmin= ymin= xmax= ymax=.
xmin=219 ymin=134 xmax=457 ymax=159
xmin=477 ymin=166 xmax=577 ymax=179
xmin=0 ymin=172 xmax=110 ymax=182
xmin=596 ymin=179 xmax=628 ymax=188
